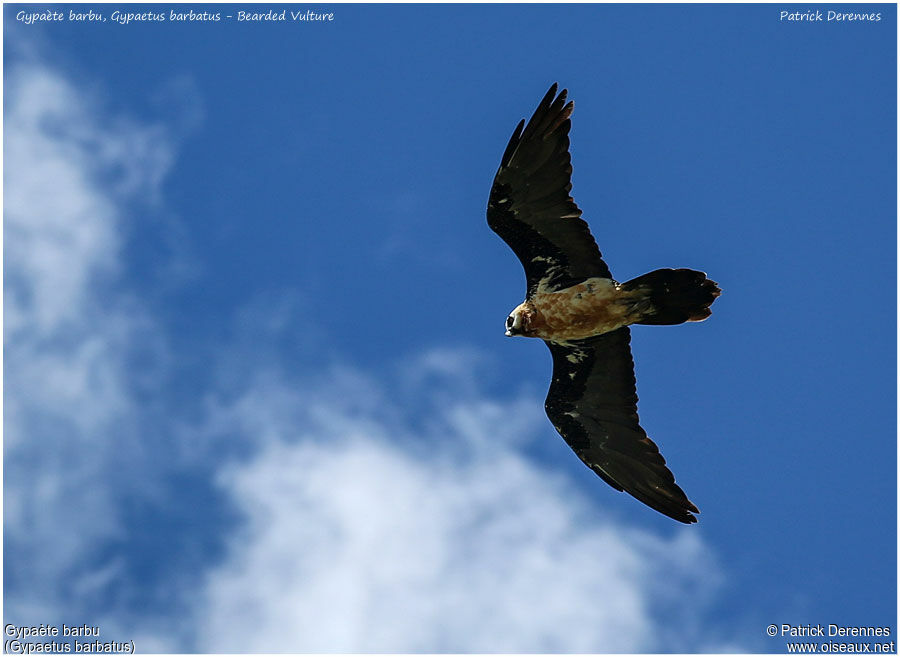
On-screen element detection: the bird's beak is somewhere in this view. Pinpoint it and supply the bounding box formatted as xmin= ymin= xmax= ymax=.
xmin=505 ymin=329 xmax=513 ymax=337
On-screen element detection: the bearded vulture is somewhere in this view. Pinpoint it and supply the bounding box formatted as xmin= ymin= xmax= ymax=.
xmin=487 ymin=84 xmax=720 ymax=523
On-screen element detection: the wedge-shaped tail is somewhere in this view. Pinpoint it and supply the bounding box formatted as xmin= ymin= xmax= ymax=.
xmin=623 ymin=268 xmax=721 ymax=325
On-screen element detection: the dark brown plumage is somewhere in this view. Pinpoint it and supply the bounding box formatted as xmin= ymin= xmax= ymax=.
xmin=487 ymin=84 xmax=720 ymax=523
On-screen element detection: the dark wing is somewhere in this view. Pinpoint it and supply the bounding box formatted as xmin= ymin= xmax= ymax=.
xmin=487 ymin=84 xmax=612 ymax=298
xmin=544 ymin=328 xmax=699 ymax=523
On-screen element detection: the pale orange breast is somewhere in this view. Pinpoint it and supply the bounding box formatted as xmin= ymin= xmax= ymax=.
xmin=530 ymin=278 xmax=643 ymax=341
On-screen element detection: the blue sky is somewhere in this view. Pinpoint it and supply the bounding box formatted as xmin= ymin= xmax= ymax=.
xmin=4 ymin=3 xmax=896 ymax=653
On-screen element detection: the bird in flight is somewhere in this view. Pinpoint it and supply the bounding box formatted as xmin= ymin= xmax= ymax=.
xmin=486 ymin=84 xmax=720 ymax=523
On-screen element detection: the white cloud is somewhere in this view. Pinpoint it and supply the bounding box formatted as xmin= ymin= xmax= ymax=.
xmin=194 ymin=362 xmax=722 ymax=653
xmin=4 ymin=58 xmax=174 ymax=622
xmin=5 ymin=54 xmax=732 ymax=653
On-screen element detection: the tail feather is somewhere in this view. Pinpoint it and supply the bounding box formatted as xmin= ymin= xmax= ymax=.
xmin=623 ymin=268 xmax=721 ymax=325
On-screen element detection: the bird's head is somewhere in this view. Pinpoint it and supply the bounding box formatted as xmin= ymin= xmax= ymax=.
xmin=505 ymin=302 xmax=536 ymax=337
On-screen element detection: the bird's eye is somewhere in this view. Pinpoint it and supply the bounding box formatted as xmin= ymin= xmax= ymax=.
xmin=506 ymin=316 xmax=514 ymax=328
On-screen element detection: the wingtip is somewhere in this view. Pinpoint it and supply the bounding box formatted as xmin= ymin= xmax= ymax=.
xmin=660 ymin=499 xmax=699 ymax=524
xmin=540 ymin=82 xmax=569 ymax=110
xmin=530 ymin=84 xmax=572 ymax=140
xmin=655 ymin=498 xmax=700 ymax=524
xmin=553 ymin=84 xmax=568 ymax=107
xmin=676 ymin=499 xmax=700 ymax=523
xmin=537 ymin=83 xmax=559 ymax=113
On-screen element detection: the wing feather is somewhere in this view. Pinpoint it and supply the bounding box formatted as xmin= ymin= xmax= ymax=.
xmin=487 ymin=84 xmax=612 ymax=297
xmin=544 ymin=328 xmax=699 ymax=523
